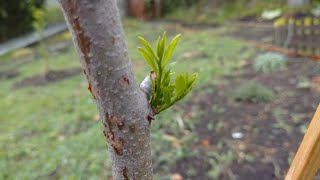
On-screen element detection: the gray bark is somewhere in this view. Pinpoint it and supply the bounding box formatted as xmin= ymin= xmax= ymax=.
xmin=287 ymin=0 xmax=309 ymax=7
xmin=59 ymin=0 xmax=153 ymax=179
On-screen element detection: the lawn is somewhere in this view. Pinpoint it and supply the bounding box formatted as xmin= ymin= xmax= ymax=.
xmin=0 ymin=19 xmax=319 ymax=179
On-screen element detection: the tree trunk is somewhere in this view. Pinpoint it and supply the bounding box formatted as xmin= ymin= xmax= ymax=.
xmin=287 ymin=0 xmax=309 ymax=7
xmin=58 ymin=0 xmax=153 ymax=179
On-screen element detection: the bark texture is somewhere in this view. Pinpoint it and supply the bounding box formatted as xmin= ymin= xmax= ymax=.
xmin=59 ymin=0 xmax=153 ymax=179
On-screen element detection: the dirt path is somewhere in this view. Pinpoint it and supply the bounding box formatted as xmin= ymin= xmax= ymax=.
xmin=14 ymin=67 xmax=82 ymax=88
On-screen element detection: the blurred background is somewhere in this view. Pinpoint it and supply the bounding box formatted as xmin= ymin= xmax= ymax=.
xmin=0 ymin=0 xmax=320 ymax=179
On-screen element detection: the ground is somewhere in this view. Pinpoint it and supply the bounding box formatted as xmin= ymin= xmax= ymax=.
xmin=0 ymin=19 xmax=319 ymax=180
xmin=178 ymin=58 xmax=320 ymax=180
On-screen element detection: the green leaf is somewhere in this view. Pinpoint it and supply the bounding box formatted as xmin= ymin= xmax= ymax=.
xmin=169 ymin=62 xmax=177 ymax=67
xmin=150 ymin=73 xmax=156 ymax=94
xmin=157 ymin=32 xmax=167 ymax=62
xmin=163 ymin=68 xmax=173 ymax=85
xmin=183 ymin=73 xmax=198 ymax=95
xmin=163 ymin=34 xmax=181 ymax=67
xmin=138 ymin=36 xmax=157 ymax=61
xmin=156 ymin=36 xmax=161 ymax=58
xmin=168 ymin=85 xmax=175 ymax=92
xmin=164 ymin=88 xmax=171 ymax=104
xmin=187 ymin=73 xmax=198 ymax=88
xmin=139 ymin=32 xmax=197 ymax=114
xmin=138 ymin=47 xmax=157 ymax=71
xmin=158 ymin=91 xmax=164 ymax=100
xmin=175 ymin=74 xmax=186 ymax=95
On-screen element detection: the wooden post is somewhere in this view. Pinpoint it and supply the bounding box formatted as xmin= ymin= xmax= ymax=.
xmin=286 ymin=104 xmax=320 ymax=180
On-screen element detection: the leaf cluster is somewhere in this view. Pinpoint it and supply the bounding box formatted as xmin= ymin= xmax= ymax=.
xmin=32 ymin=8 xmax=45 ymax=31
xmin=138 ymin=32 xmax=198 ymax=114
xmin=253 ymin=52 xmax=286 ymax=73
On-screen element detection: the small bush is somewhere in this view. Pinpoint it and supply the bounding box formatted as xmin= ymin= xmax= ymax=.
xmin=232 ymin=81 xmax=275 ymax=103
xmin=0 ymin=0 xmax=45 ymax=42
xmin=253 ymin=52 xmax=286 ymax=73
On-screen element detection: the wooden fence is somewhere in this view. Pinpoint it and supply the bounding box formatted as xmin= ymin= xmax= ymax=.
xmin=274 ymin=17 xmax=320 ymax=55
xmin=286 ymin=104 xmax=320 ymax=180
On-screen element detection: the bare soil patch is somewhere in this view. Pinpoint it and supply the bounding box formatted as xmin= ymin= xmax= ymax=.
xmin=0 ymin=70 xmax=19 ymax=80
xmin=173 ymin=58 xmax=320 ymax=179
xmin=14 ymin=67 xmax=82 ymax=88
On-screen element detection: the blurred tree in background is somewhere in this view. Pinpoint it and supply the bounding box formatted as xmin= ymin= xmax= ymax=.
xmin=0 ymin=0 xmax=45 ymax=42
xmin=162 ymin=0 xmax=195 ymax=14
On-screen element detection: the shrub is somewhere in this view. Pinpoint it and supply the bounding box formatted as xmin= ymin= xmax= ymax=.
xmin=253 ymin=52 xmax=286 ymax=73
xmin=0 ymin=0 xmax=45 ymax=42
xmin=232 ymin=81 xmax=275 ymax=103
xmin=162 ymin=0 xmax=196 ymax=14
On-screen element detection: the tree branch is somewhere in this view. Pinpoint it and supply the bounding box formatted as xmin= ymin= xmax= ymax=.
xmin=59 ymin=0 xmax=153 ymax=179
xmin=140 ymin=71 xmax=156 ymax=100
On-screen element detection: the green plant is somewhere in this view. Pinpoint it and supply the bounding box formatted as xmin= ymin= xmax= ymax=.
xmin=232 ymin=81 xmax=275 ymax=103
xmin=32 ymin=8 xmax=45 ymax=32
xmin=138 ymin=32 xmax=198 ymax=114
xmin=272 ymin=108 xmax=292 ymax=133
xmin=0 ymin=0 xmax=45 ymax=42
xmin=207 ymin=150 xmax=236 ymax=179
xmin=296 ymin=78 xmax=311 ymax=89
xmin=253 ymin=52 xmax=286 ymax=73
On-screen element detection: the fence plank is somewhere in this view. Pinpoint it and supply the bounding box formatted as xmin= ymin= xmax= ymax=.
xmin=274 ymin=17 xmax=320 ymax=53
xmin=286 ymin=104 xmax=320 ymax=180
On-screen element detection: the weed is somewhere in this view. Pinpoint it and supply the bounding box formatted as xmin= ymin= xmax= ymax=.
xmin=296 ymin=78 xmax=311 ymax=89
xmin=299 ymin=125 xmax=308 ymax=134
xmin=232 ymin=81 xmax=275 ymax=103
xmin=291 ymin=113 xmax=305 ymax=124
xmin=272 ymin=108 xmax=292 ymax=133
xmin=187 ymin=168 xmax=197 ymax=177
xmin=206 ymin=123 xmax=214 ymax=131
xmin=253 ymin=52 xmax=286 ymax=73
xmin=215 ymin=121 xmax=225 ymax=132
xmin=243 ymin=153 xmax=255 ymax=162
xmin=211 ymin=105 xmax=226 ymax=114
xmin=207 ymin=150 xmax=236 ymax=179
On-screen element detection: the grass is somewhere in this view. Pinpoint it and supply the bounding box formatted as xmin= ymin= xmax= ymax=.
xmin=0 ymin=19 xmax=254 ymax=179
xmin=164 ymin=0 xmax=320 ymax=25
xmin=165 ymin=0 xmax=285 ymax=24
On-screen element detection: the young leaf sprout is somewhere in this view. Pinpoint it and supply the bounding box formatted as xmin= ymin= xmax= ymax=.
xmin=138 ymin=32 xmax=198 ymax=114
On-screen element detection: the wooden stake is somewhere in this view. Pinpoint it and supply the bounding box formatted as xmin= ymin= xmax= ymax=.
xmin=286 ymin=104 xmax=320 ymax=180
